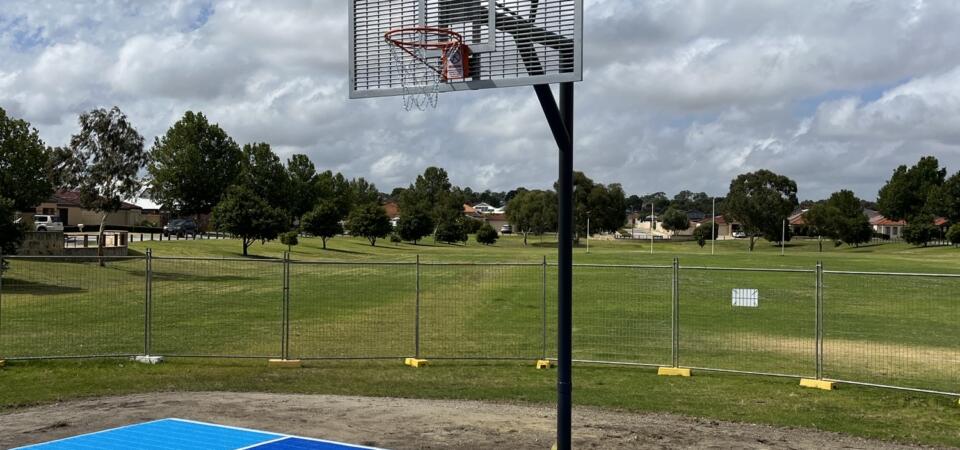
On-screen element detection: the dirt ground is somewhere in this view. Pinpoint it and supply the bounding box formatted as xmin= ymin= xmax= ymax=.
xmin=0 ymin=392 xmax=945 ymax=449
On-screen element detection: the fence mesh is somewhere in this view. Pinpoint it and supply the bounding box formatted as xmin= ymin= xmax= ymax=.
xmin=823 ymin=272 xmax=960 ymax=393
xmin=1 ymin=255 xmax=958 ymax=397
xmin=678 ymin=268 xmax=816 ymax=377
xmin=149 ymin=257 xmax=284 ymax=358
xmin=289 ymin=262 xmax=415 ymax=359
xmin=0 ymin=256 xmax=145 ymax=358
xmin=546 ymin=265 xmax=673 ymax=366
xmin=419 ymin=263 xmax=544 ymax=359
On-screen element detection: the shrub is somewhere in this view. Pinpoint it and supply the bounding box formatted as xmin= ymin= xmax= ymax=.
xmin=901 ymin=222 xmax=937 ymax=247
xmin=947 ymin=224 xmax=960 ymax=246
xmin=476 ymin=223 xmax=499 ymax=245
xmin=280 ymin=230 xmax=299 ymax=252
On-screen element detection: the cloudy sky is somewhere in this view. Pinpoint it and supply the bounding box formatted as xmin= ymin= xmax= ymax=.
xmin=2 ymin=1 xmax=959 ymax=201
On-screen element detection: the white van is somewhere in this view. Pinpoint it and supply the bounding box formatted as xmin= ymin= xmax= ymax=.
xmin=33 ymin=215 xmax=64 ymax=232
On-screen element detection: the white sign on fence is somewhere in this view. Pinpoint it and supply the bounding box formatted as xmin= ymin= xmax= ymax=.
xmin=732 ymin=289 xmax=759 ymax=307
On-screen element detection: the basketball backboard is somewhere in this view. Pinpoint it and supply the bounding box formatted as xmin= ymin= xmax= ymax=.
xmin=349 ymin=0 xmax=582 ymax=99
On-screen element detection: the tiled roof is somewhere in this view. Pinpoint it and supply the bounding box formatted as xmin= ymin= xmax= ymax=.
xmin=47 ymin=190 xmax=141 ymax=210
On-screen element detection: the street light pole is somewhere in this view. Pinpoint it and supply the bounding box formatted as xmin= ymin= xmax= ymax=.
xmin=650 ymin=203 xmax=654 ymax=254
xmin=711 ymin=197 xmax=716 ymax=256
xmin=781 ymin=219 xmax=786 ymax=256
xmin=586 ymin=212 xmax=590 ymax=254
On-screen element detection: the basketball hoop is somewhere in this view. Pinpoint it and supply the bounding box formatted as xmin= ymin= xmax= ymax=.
xmin=385 ymin=27 xmax=471 ymax=110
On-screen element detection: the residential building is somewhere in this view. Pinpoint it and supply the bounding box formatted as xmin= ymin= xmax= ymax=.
xmin=30 ymin=190 xmax=144 ymax=229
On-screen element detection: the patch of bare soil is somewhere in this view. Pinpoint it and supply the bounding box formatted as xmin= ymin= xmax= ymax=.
xmin=0 ymin=392 xmax=943 ymax=449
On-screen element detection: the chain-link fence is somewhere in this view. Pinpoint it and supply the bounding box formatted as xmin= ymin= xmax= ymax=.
xmin=0 ymin=253 xmax=957 ymax=396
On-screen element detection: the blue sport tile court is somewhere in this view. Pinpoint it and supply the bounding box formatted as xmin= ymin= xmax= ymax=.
xmin=14 ymin=418 xmax=383 ymax=450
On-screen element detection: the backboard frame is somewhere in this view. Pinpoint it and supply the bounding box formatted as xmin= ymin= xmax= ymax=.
xmin=348 ymin=0 xmax=583 ymax=99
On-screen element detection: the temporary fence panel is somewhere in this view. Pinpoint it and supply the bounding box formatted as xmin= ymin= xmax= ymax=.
xmin=149 ymin=257 xmax=284 ymax=358
xmin=288 ymin=261 xmax=416 ymax=359
xmin=419 ymin=262 xmax=543 ymax=360
xmin=823 ymin=271 xmax=960 ymax=394
xmin=678 ymin=267 xmax=816 ymax=378
xmin=0 ymin=256 xmax=145 ymax=359
xmin=545 ymin=265 xmax=673 ymax=366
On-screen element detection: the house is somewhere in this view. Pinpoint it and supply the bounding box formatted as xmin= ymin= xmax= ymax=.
xmin=471 ymin=202 xmax=497 ymax=214
xmin=31 ymin=190 xmax=144 ymax=229
xmin=707 ymin=215 xmax=741 ymax=239
xmin=384 ymin=201 xmax=401 ymax=227
xmin=869 ymin=215 xmax=906 ymax=239
xmin=484 ymin=213 xmax=509 ymax=231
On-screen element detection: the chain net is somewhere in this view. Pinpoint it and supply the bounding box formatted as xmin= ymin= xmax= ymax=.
xmin=386 ymin=29 xmax=460 ymax=111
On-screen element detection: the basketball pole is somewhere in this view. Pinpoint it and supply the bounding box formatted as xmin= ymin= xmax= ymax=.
xmin=533 ymin=82 xmax=573 ymax=450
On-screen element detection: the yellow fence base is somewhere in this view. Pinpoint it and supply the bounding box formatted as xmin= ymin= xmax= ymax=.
xmin=536 ymin=359 xmax=554 ymax=369
xmin=800 ymin=378 xmax=835 ymax=390
xmin=404 ymin=358 xmax=428 ymax=368
xmin=268 ymin=359 xmax=302 ymax=368
xmin=658 ymin=367 xmax=691 ymax=377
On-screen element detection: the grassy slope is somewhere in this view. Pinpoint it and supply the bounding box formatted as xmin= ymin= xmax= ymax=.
xmin=1 ymin=235 xmax=959 ymax=447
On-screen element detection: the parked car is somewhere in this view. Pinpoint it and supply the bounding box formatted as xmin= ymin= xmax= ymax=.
xmin=33 ymin=215 xmax=64 ymax=232
xmin=163 ymin=219 xmax=198 ymax=237
xmin=732 ymin=231 xmax=746 ymax=238
xmin=500 ymin=224 xmax=513 ymax=234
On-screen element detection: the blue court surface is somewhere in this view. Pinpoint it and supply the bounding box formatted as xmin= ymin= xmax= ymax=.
xmin=14 ymin=418 xmax=384 ymax=450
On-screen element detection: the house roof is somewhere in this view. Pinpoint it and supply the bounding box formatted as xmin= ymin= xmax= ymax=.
xmin=485 ymin=213 xmax=508 ymax=221
xmin=47 ymin=190 xmax=141 ymax=210
xmin=788 ymin=210 xmax=807 ymax=226
xmin=935 ymin=217 xmax=949 ymax=227
xmin=463 ymin=203 xmax=476 ymax=214
xmin=383 ymin=201 xmax=400 ymax=218
xmin=870 ymin=215 xmax=906 ymax=226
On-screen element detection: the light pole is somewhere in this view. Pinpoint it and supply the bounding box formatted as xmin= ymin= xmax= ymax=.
xmin=586 ymin=211 xmax=591 ymax=254
xmin=650 ymin=203 xmax=654 ymax=254
xmin=781 ymin=219 xmax=786 ymax=256
xmin=711 ymin=197 xmax=716 ymax=256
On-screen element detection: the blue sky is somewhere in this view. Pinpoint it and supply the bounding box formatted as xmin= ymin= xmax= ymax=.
xmin=1 ymin=0 xmax=959 ymax=201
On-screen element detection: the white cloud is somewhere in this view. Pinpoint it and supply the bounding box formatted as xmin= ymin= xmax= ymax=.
xmin=1 ymin=0 xmax=960 ymax=201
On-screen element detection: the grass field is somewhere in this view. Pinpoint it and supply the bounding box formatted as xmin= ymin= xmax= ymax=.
xmin=1 ymin=235 xmax=959 ymax=446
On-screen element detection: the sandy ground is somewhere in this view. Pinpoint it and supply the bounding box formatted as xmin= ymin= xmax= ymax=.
xmin=0 ymin=392 xmax=945 ymax=449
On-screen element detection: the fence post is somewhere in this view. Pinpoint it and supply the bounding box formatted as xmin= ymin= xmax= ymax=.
xmin=282 ymin=252 xmax=291 ymax=360
xmin=415 ymin=254 xmax=421 ymax=359
xmin=816 ymin=261 xmax=823 ymax=380
xmin=144 ymin=248 xmax=152 ymax=356
xmin=672 ymin=257 xmax=680 ymax=368
xmin=542 ymin=255 xmax=548 ymax=360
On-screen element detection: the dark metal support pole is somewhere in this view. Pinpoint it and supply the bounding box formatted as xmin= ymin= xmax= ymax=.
xmin=533 ymin=82 xmax=574 ymax=450
xmin=557 ymin=81 xmax=574 ymax=450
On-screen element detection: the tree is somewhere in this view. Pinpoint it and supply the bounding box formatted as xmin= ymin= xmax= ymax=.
xmin=556 ymin=172 xmax=626 ymax=240
xmin=901 ymin=220 xmax=937 ymax=247
xmin=147 ymin=111 xmax=242 ymax=217
xmin=350 ymin=177 xmax=381 ymax=207
xmin=301 ymin=201 xmax=343 ymax=249
xmin=346 ymin=203 xmax=391 ymax=246
xmin=212 ymin=185 xmax=289 ymax=256
xmin=947 ymin=224 xmax=960 ymax=247
xmin=694 ymin=220 xmax=718 ymax=241
xmin=724 ymin=169 xmax=799 ymax=251
xmin=397 ymin=207 xmax=434 ymax=244
xmin=315 ymin=170 xmax=353 ymax=218
xmin=0 ymin=198 xmax=27 ymax=268
xmin=931 ymin=171 xmax=960 ymax=223
xmin=0 ymin=107 xmax=53 ymax=211
xmin=434 ymin=218 xmax=468 ymax=244
xmin=237 ymin=142 xmax=290 ymax=215
xmin=280 ymin=231 xmax=299 ymax=253
xmin=877 ymin=156 xmax=946 ymax=221
xmin=661 ymin=208 xmax=690 ymax=233
xmin=806 ymin=190 xmax=872 ymax=251
xmin=401 ymin=167 xmax=464 ymax=227
xmin=476 ymin=223 xmax=499 ymax=245
xmin=61 ymin=107 xmax=148 ymax=266
xmin=286 ymin=154 xmax=318 ymax=221
xmin=507 ymin=189 xmax=557 ymax=246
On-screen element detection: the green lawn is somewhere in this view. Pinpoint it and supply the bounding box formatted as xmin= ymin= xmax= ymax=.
xmin=1 ymin=235 xmax=959 ymax=446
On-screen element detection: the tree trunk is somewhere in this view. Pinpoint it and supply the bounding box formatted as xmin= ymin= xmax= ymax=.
xmin=243 ymin=239 xmax=250 ymax=256
xmin=321 ymin=237 xmax=327 ymax=249
xmin=523 ymin=231 xmax=528 ymax=246
xmin=369 ymin=237 xmax=377 ymax=246
xmin=97 ymin=213 xmax=107 ymax=267
xmin=748 ymin=235 xmax=756 ymax=252
xmin=818 ymin=236 xmax=823 ymax=252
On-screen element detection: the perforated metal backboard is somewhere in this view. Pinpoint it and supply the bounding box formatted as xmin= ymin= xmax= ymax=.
xmin=349 ymin=0 xmax=582 ymax=98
